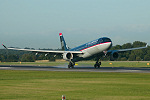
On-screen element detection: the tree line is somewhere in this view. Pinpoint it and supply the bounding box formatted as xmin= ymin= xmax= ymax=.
xmin=105 ymin=41 xmax=150 ymax=61
xmin=0 ymin=41 xmax=149 ymax=62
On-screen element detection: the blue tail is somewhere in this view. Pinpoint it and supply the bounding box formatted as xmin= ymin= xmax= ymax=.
xmin=59 ymin=33 xmax=68 ymax=51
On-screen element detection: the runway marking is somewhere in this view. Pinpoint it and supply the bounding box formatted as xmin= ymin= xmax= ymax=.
xmin=0 ymin=67 xmax=12 ymax=69
xmin=1 ymin=65 xmax=150 ymax=73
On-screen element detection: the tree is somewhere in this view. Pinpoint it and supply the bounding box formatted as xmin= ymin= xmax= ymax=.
xmin=7 ymin=54 xmax=19 ymax=62
xmin=128 ymin=53 xmax=136 ymax=61
xmin=136 ymin=56 xmax=142 ymax=61
xmin=111 ymin=45 xmax=121 ymax=50
xmin=122 ymin=43 xmax=132 ymax=49
xmin=0 ymin=55 xmax=6 ymax=62
xmin=144 ymin=55 xmax=150 ymax=61
xmin=121 ymin=57 xmax=127 ymax=61
xmin=21 ymin=54 xmax=35 ymax=62
xmin=133 ymin=41 xmax=146 ymax=48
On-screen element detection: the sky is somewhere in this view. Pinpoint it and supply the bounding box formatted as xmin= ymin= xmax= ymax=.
xmin=0 ymin=0 xmax=150 ymax=49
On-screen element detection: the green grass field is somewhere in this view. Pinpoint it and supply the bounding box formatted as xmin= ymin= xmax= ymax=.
xmin=0 ymin=61 xmax=150 ymax=67
xmin=1 ymin=70 xmax=150 ymax=100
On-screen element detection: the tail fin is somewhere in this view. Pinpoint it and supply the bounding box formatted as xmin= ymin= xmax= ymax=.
xmin=59 ymin=33 xmax=68 ymax=51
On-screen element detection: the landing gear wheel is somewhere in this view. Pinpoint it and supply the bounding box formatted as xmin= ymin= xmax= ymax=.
xmin=68 ymin=65 xmax=71 ymax=68
xmin=94 ymin=61 xmax=101 ymax=68
xmin=68 ymin=62 xmax=75 ymax=68
xmin=94 ymin=64 xmax=97 ymax=68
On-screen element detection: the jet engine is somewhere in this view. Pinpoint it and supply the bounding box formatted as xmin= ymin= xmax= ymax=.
xmin=110 ymin=51 xmax=119 ymax=61
xmin=63 ymin=52 xmax=73 ymax=61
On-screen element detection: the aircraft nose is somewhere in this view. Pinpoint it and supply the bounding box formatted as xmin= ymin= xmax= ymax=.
xmin=110 ymin=41 xmax=112 ymax=47
xmin=107 ymin=41 xmax=112 ymax=50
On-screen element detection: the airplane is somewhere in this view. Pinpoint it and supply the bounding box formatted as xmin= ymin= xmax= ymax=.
xmin=2 ymin=33 xmax=148 ymax=68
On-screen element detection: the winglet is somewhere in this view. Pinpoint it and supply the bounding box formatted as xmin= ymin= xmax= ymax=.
xmin=146 ymin=43 xmax=148 ymax=47
xmin=2 ymin=44 xmax=7 ymax=49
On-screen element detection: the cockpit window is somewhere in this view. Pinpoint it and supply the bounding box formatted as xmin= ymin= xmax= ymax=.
xmin=98 ymin=37 xmax=111 ymax=43
xmin=104 ymin=38 xmax=111 ymax=42
xmin=102 ymin=38 xmax=111 ymax=43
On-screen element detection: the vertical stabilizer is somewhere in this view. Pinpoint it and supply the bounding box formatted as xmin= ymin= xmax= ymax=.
xmin=59 ymin=33 xmax=68 ymax=51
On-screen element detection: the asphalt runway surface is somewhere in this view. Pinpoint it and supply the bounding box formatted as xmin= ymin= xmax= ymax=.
xmin=1 ymin=65 xmax=150 ymax=73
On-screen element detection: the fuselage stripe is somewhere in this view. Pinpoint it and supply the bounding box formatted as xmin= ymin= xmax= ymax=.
xmin=80 ymin=42 xmax=111 ymax=51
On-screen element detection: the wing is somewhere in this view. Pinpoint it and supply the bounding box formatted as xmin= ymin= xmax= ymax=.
xmin=2 ymin=44 xmax=83 ymax=54
xmin=108 ymin=44 xmax=148 ymax=53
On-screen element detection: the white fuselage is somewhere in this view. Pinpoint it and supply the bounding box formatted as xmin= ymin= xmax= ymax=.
xmin=79 ymin=42 xmax=112 ymax=58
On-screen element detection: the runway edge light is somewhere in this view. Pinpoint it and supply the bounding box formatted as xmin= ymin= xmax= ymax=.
xmin=109 ymin=63 xmax=112 ymax=65
xmin=62 ymin=95 xmax=66 ymax=100
xmin=75 ymin=64 xmax=78 ymax=65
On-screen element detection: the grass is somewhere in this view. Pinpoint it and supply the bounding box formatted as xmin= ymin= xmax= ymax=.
xmin=0 ymin=61 xmax=150 ymax=67
xmin=0 ymin=70 xmax=150 ymax=100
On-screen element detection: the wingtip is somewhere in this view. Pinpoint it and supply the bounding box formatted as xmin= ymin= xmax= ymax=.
xmin=146 ymin=43 xmax=148 ymax=47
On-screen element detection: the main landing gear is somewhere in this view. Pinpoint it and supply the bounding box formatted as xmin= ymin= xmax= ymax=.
xmin=68 ymin=59 xmax=101 ymax=69
xmin=94 ymin=57 xmax=101 ymax=68
xmin=68 ymin=61 xmax=75 ymax=68
xmin=94 ymin=61 xmax=101 ymax=68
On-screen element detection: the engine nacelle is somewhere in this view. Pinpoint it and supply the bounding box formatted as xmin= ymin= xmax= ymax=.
xmin=110 ymin=51 xmax=119 ymax=61
xmin=63 ymin=52 xmax=73 ymax=61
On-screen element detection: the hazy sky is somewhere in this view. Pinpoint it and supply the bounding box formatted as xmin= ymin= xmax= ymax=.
xmin=0 ymin=0 xmax=150 ymax=49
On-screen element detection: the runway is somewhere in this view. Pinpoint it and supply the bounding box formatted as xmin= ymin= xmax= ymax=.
xmin=1 ymin=65 xmax=150 ymax=73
